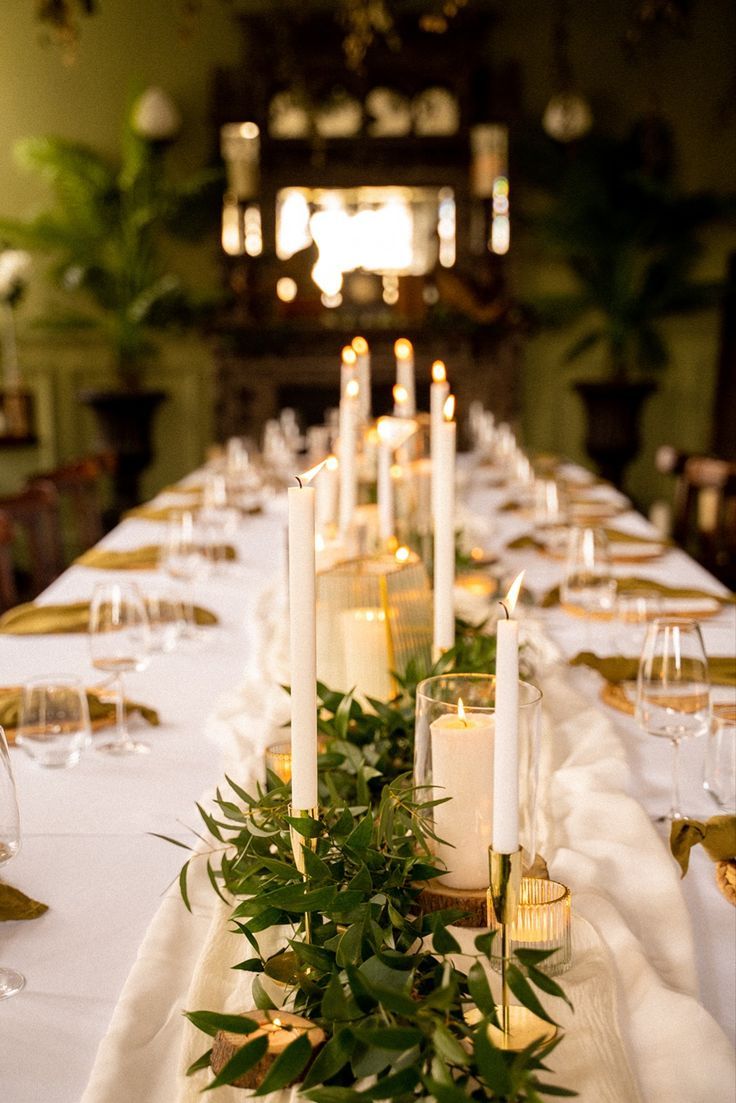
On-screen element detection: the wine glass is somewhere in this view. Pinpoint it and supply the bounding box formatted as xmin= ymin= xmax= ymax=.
xmin=0 ymin=725 xmax=25 ymax=998
xmin=635 ymin=617 xmax=711 ymax=821
xmin=17 ymin=676 xmax=91 ymax=769
xmin=160 ymin=511 xmax=207 ymax=645
xmin=704 ymin=704 xmax=736 ymax=813
xmin=88 ymin=581 xmax=151 ymax=756
xmin=560 ymin=526 xmax=616 ymax=617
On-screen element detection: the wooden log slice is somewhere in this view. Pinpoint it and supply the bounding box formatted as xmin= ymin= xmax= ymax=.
xmin=210 ymin=1009 xmax=325 ymax=1090
xmin=416 ymin=856 xmax=550 ymax=930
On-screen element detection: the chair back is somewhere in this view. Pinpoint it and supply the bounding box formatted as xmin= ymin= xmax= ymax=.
xmin=0 ymin=481 xmax=64 ymax=599
xmin=28 ymin=455 xmax=111 ymax=558
xmin=676 ymin=456 xmax=736 ymax=587
xmin=0 ymin=510 xmax=17 ymax=612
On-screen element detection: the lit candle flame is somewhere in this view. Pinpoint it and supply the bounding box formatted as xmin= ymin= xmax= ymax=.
xmin=395 ymin=545 xmax=410 ymax=562
xmin=294 ymin=459 xmax=327 ymax=488
xmin=432 ymin=360 xmax=446 ymax=383
xmin=352 ymin=335 xmax=368 ymax=355
xmin=457 ymin=697 xmax=468 ymax=726
xmin=272 ymin=1016 xmax=282 ymax=1028
xmin=394 ymin=338 xmax=413 ymax=360
xmin=393 ymin=383 xmax=408 ymax=406
xmin=582 ymin=528 xmax=595 ymax=570
xmin=443 ymin=394 xmax=455 ymax=421
xmin=325 ymin=454 xmax=338 ymax=471
xmin=346 ymin=379 xmax=360 ymax=399
xmin=341 ymin=345 xmax=357 ymax=365
xmin=500 ymin=570 xmax=525 ymax=617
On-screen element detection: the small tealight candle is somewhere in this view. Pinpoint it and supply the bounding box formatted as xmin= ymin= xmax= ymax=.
xmin=210 ymin=1009 xmax=326 ymax=1090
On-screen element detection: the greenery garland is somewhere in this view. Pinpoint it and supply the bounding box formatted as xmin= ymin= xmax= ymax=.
xmin=166 ymin=622 xmax=576 ymax=1100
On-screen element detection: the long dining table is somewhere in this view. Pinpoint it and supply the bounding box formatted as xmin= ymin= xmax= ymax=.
xmin=1 ymin=458 xmax=734 ymax=1103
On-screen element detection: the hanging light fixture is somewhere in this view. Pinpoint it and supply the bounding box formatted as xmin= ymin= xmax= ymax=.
xmin=542 ymin=0 xmax=593 ymax=143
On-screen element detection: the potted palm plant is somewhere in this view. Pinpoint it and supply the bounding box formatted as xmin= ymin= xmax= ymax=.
xmin=0 ymin=87 xmax=222 ymax=514
xmin=521 ymin=122 xmax=725 ymax=487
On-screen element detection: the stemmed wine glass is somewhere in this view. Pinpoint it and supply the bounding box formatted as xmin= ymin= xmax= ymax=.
xmin=88 ymin=581 xmax=151 ymax=756
xmin=0 ymin=724 xmax=24 ymax=999
xmin=560 ymin=526 xmax=616 ymax=618
xmin=635 ymin=617 xmax=711 ymax=821
xmin=160 ymin=511 xmax=207 ymax=646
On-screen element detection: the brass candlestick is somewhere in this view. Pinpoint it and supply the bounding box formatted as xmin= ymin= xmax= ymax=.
xmin=289 ymin=804 xmax=319 ymax=944
xmin=487 ymin=846 xmax=557 ymax=1051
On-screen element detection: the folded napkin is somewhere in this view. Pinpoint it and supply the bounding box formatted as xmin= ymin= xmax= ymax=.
xmin=542 ymin=575 xmax=734 ymax=608
xmin=124 ymin=505 xmax=196 ymax=522
xmin=510 ymin=529 xmax=666 ymax=554
xmin=0 ymin=881 xmax=48 ymax=922
xmin=569 ymin=651 xmax=736 ymax=687
xmin=0 ymin=601 xmax=218 ymax=635
xmin=670 ymin=815 xmax=736 ymax=876
xmin=76 ymin=545 xmax=165 ymax=571
xmin=76 ymin=545 xmax=237 ymax=571
xmin=0 ymin=686 xmax=159 ymax=738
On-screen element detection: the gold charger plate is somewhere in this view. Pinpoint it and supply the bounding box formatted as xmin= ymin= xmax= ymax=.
xmin=0 ymin=687 xmax=157 ymax=745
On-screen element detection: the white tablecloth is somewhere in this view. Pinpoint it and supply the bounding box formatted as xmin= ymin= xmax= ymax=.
xmin=2 ymin=473 xmax=734 ymax=1102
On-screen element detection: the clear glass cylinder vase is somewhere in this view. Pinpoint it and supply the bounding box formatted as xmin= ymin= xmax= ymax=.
xmin=414 ymin=673 xmax=542 ymax=892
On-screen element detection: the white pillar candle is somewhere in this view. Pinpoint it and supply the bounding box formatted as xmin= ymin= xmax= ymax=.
xmin=377 ymin=437 xmax=394 ymax=543
xmin=492 ymin=571 xmax=525 ymax=854
xmin=288 ymin=463 xmax=325 ymax=811
xmin=340 ymin=607 xmax=393 ymax=704
xmin=352 ymin=336 xmax=372 ymax=421
xmin=394 ymin=338 xmax=416 ymax=416
xmin=339 ymin=379 xmax=359 ymax=537
xmin=315 ymin=454 xmax=339 ymax=533
xmin=340 ymin=345 xmax=357 ymax=403
xmin=431 ymin=703 xmax=494 ymax=889
xmin=430 ymin=361 xmax=450 ymax=522
xmin=433 ymin=394 xmax=456 ymax=655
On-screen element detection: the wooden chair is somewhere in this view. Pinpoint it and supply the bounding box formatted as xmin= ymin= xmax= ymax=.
xmin=672 ymin=456 xmax=736 ymax=588
xmin=28 ymin=455 xmax=112 ymax=560
xmin=0 ymin=511 xmax=17 ymax=612
xmin=0 ymin=481 xmax=65 ymax=601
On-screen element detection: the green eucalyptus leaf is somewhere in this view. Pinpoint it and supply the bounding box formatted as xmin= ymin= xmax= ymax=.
xmin=430 ymin=922 xmax=461 ymax=955
xmin=305 ymin=1088 xmax=363 ymax=1103
xmin=233 ymin=957 xmax=264 ymax=973
xmin=302 ymin=1029 xmax=354 ymax=1088
xmin=252 ymin=1031 xmax=313 ymax=1096
xmin=526 ymin=964 xmax=574 ymax=1010
xmin=474 ymin=1020 xmax=512 ymax=1092
xmin=336 ymin=921 xmax=365 ymax=967
xmin=431 ymin=1023 xmax=469 ymax=1066
xmin=358 ymin=1065 xmax=421 ymax=1099
xmin=467 ymin=961 xmax=496 ymax=1015
xmin=184 ymin=1010 xmax=260 ymax=1037
xmin=355 ymin=1026 xmax=422 ymax=1050
xmin=185 ymin=1047 xmax=213 ymax=1075
xmin=506 ymin=964 xmax=557 ymax=1026
xmin=286 ymin=814 xmax=323 ymax=839
xmin=422 ymin=1076 xmax=472 ymax=1103
xmin=251 ymin=975 xmax=277 ymax=1011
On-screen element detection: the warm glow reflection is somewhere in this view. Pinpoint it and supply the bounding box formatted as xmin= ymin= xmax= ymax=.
xmin=377 ymin=415 xmax=417 ymax=449
xmin=346 ymin=379 xmax=360 ymax=400
xmin=393 ymin=384 xmax=409 ymax=407
xmin=352 ymin=336 xmax=368 ymax=355
xmin=325 ymin=454 xmax=338 ymax=471
xmin=394 ymin=338 xmax=413 ymax=361
xmin=276 ymin=277 xmax=297 ymax=302
xmin=395 ymin=545 xmax=410 ymax=563
xmin=341 ymin=345 xmax=357 ymax=366
xmin=443 ymin=394 xmax=456 ymax=421
xmin=502 ymin=571 xmax=525 ymax=615
xmin=432 ymin=360 xmax=447 ymax=383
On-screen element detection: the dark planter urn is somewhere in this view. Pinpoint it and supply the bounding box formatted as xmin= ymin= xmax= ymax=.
xmin=81 ymin=389 xmax=167 ymax=522
xmin=575 ymin=380 xmax=656 ymax=489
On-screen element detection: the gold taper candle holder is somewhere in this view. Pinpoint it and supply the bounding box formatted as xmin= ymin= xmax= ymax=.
xmin=487 ymin=846 xmax=557 ymax=1051
xmin=289 ymin=804 xmax=319 ymax=944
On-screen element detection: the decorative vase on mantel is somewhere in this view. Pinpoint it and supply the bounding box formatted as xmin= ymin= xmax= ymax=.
xmin=81 ymin=387 xmax=167 ymax=522
xmin=575 ymin=379 xmax=656 ymax=490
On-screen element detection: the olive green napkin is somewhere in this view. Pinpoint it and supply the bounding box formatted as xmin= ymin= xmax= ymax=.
xmin=569 ymin=651 xmax=736 ymax=687
xmin=509 ymin=529 xmax=667 ymax=555
xmin=0 ymin=686 xmax=159 ymax=735
xmin=670 ymin=815 xmax=736 ymax=877
xmin=542 ymin=575 xmax=734 ymax=609
xmin=0 ymin=601 xmax=218 ymax=635
xmin=0 ymin=882 xmax=48 ymax=922
xmin=124 ymin=505 xmax=194 ymax=522
xmin=76 ymin=544 xmax=237 ymax=570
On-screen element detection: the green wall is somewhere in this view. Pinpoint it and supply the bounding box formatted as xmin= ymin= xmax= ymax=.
xmin=0 ymin=1 xmax=734 ymax=509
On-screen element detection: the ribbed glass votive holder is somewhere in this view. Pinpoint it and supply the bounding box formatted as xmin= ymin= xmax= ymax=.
xmin=489 ymin=877 xmax=572 ymax=977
